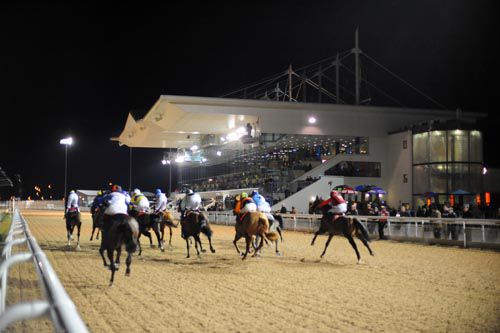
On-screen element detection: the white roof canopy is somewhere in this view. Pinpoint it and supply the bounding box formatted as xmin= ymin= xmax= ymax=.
xmin=113 ymin=95 xmax=484 ymax=149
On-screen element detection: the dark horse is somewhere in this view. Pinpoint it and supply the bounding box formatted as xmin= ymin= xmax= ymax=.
xmin=99 ymin=214 xmax=139 ymax=286
xmin=128 ymin=210 xmax=164 ymax=255
xmin=309 ymin=200 xmax=374 ymax=263
xmin=233 ymin=210 xmax=280 ymax=260
xmin=181 ymin=210 xmax=215 ymax=258
xmin=90 ymin=207 xmax=104 ymax=241
xmin=65 ymin=209 xmax=82 ymax=250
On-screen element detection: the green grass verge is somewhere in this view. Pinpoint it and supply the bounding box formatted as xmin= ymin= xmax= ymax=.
xmin=0 ymin=212 xmax=12 ymax=242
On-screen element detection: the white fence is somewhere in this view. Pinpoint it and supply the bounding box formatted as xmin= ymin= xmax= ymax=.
xmin=206 ymin=211 xmax=500 ymax=249
xmin=0 ymin=207 xmax=88 ymax=332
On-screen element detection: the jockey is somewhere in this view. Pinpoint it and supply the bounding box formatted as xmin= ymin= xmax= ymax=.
xmin=180 ymin=189 xmax=202 ymax=218
xmin=103 ymin=185 xmax=130 ymax=216
xmin=130 ymin=188 xmax=150 ymax=214
xmin=65 ymin=190 xmax=80 ymax=219
xmin=91 ymin=190 xmax=105 ymax=216
xmin=318 ymin=190 xmax=347 ymax=222
xmin=154 ymin=188 xmax=168 ymax=214
xmin=251 ymin=190 xmax=275 ymax=223
xmin=234 ymin=192 xmax=257 ymax=223
xmin=66 ymin=190 xmax=79 ymax=212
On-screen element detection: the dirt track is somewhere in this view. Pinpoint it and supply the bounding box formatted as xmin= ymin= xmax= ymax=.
xmin=9 ymin=211 xmax=500 ymax=332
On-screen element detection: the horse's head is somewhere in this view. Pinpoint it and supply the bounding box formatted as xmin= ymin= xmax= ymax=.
xmin=309 ymin=197 xmax=325 ymax=214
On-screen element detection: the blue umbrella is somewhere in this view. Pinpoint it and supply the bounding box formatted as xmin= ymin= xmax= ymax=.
xmin=355 ymin=185 xmax=368 ymax=192
xmin=452 ymin=189 xmax=470 ymax=195
xmin=368 ymin=187 xmax=386 ymax=195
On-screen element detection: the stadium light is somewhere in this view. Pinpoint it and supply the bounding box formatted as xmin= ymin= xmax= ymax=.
xmin=161 ymin=159 xmax=167 ymax=165
xmin=59 ymin=137 xmax=73 ymax=200
xmin=216 ymin=150 xmax=222 ymax=156
xmin=308 ymin=117 xmax=317 ymax=124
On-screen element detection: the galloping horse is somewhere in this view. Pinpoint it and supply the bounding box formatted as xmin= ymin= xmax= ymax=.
xmin=181 ymin=210 xmax=215 ymax=258
xmin=128 ymin=210 xmax=164 ymax=255
xmin=309 ymin=200 xmax=374 ymax=263
xmin=254 ymin=213 xmax=284 ymax=256
xmin=232 ymin=198 xmax=280 ymax=259
xmin=153 ymin=211 xmax=178 ymax=248
xmin=65 ymin=209 xmax=82 ymax=250
xmin=99 ymin=214 xmax=139 ymax=286
xmin=90 ymin=207 xmax=104 ymax=241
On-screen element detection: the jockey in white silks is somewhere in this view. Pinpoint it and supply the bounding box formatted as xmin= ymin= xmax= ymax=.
xmin=154 ymin=189 xmax=168 ymax=214
xmin=104 ymin=185 xmax=130 ymax=216
xmin=180 ymin=189 xmax=203 ymax=216
xmin=130 ymin=188 xmax=150 ymax=213
xmin=66 ymin=190 xmax=79 ymax=212
xmin=251 ymin=190 xmax=275 ymax=223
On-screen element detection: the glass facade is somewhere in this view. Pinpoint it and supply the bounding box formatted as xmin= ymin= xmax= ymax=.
xmin=412 ymin=128 xmax=483 ymax=202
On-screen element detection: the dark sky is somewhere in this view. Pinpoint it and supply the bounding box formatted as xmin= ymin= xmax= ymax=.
xmin=1 ymin=1 xmax=499 ymax=199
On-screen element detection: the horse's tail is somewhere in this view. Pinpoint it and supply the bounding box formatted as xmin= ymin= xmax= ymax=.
xmin=163 ymin=212 xmax=178 ymax=228
xmin=124 ymin=217 xmax=140 ymax=253
xmin=201 ymin=225 xmax=213 ymax=238
xmin=265 ymin=231 xmax=279 ymax=242
xmin=353 ymin=217 xmax=371 ymax=242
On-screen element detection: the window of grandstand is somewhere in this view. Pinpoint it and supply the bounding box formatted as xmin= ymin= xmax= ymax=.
xmin=324 ymin=161 xmax=381 ymax=177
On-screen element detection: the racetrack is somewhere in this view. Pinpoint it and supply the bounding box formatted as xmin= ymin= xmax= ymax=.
xmin=12 ymin=211 xmax=500 ymax=332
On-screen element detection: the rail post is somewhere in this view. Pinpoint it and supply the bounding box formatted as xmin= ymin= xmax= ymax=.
xmin=481 ymin=225 xmax=485 ymax=243
xmin=463 ymin=220 xmax=467 ymax=248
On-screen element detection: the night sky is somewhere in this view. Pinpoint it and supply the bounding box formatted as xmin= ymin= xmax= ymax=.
xmin=1 ymin=1 xmax=499 ymax=199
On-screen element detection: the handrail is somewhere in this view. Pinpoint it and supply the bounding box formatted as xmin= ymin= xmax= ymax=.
xmin=0 ymin=209 xmax=88 ymax=332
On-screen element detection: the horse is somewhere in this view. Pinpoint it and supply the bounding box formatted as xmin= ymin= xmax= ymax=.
xmin=309 ymin=196 xmax=324 ymax=214
xmin=99 ymin=213 xmax=139 ymax=286
xmin=64 ymin=209 xmax=82 ymax=250
xmin=128 ymin=209 xmax=164 ymax=255
xmin=90 ymin=207 xmax=104 ymax=241
xmin=254 ymin=213 xmax=284 ymax=256
xmin=180 ymin=210 xmax=215 ymax=258
xmin=153 ymin=211 xmax=178 ymax=248
xmin=309 ymin=199 xmax=374 ymax=263
xmin=233 ymin=210 xmax=280 ymax=260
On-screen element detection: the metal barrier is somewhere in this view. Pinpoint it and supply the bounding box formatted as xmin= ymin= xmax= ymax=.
xmin=0 ymin=209 xmax=88 ymax=332
xmin=206 ymin=211 xmax=500 ymax=249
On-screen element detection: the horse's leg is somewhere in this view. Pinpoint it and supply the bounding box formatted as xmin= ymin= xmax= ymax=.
xmin=153 ymin=224 xmax=164 ymax=252
xmin=207 ymin=234 xmax=216 ymax=253
xmin=194 ymin=234 xmax=202 ymax=256
xmin=168 ymin=226 xmax=173 ymax=249
xmin=242 ymin=235 xmax=251 ymax=260
xmin=277 ymin=227 xmax=284 ymax=242
xmin=115 ymin=246 xmax=122 ymax=270
xmin=107 ymin=247 xmax=116 ymax=286
xmin=345 ymin=232 xmax=361 ymax=263
xmin=320 ymin=233 xmax=334 ymax=258
xmin=90 ymin=224 xmax=95 ymax=241
xmin=145 ymin=230 xmax=154 ymax=248
xmin=253 ymin=233 xmax=265 ymax=257
xmin=185 ymin=237 xmax=191 ymax=258
xmin=96 ymin=228 xmax=100 ymax=240
xmin=125 ymin=252 xmax=132 ymax=276
xmin=233 ymin=234 xmax=243 ymax=256
xmin=99 ymin=246 xmax=108 ymax=267
xmin=137 ymin=233 xmax=143 ymax=256
xmin=76 ymin=223 xmax=81 ymax=250
xmin=197 ymin=233 xmax=206 ymax=253
xmin=357 ymin=234 xmax=374 ymax=256
xmin=66 ymin=222 xmax=71 ymax=246
xmin=275 ymin=237 xmax=281 ymax=256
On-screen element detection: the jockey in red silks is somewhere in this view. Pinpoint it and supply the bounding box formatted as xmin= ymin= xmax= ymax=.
xmin=318 ymin=190 xmax=347 ymax=222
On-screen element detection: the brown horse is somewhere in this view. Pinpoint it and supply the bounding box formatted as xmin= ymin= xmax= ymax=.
xmin=233 ymin=211 xmax=280 ymax=260
xmin=128 ymin=210 xmax=164 ymax=255
xmin=153 ymin=211 xmax=178 ymax=248
xmin=310 ymin=200 xmax=374 ymax=263
xmin=181 ymin=210 xmax=215 ymax=258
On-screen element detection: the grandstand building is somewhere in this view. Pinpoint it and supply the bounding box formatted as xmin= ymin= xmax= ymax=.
xmin=113 ymin=95 xmax=492 ymax=213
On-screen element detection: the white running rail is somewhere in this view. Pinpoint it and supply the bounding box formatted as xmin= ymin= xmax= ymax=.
xmin=0 ymin=206 xmax=88 ymax=332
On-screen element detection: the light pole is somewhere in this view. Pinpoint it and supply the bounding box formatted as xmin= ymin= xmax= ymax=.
xmin=59 ymin=137 xmax=73 ymax=199
xmin=162 ymin=159 xmax=172 ymax=195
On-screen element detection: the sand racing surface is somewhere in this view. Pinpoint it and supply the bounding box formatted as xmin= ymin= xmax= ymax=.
xmin=7 ymin=210 xmax=500 ymax=332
